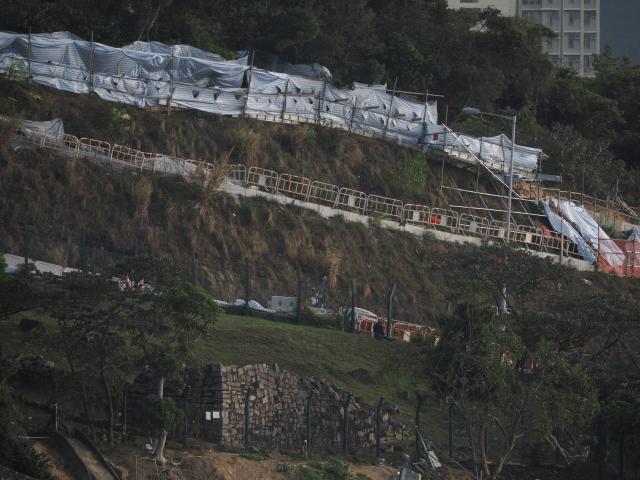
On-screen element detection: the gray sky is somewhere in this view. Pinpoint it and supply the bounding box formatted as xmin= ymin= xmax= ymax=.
xmin=601 ymin=0 xmax=640 ymax=64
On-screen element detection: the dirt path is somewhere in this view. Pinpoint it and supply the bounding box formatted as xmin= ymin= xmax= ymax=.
xmin=66 ymin=437 xmax=117 ymax=480
xmin=33 ymin=441 xmax=75 ymax=480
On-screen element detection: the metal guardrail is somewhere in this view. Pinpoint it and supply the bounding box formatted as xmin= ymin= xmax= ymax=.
xmin=14 ymin=127 xmax=603 ymax=268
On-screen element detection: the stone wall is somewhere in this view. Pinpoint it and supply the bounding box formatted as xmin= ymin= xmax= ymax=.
xmin=127 ymin=363 xmax=407 ymax=453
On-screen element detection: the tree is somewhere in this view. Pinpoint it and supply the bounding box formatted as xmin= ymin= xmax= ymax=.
xmin=115 ymin=256 xmax=217 ymax=464
xmin=0 ymin=358 xmax=53 ymax=479
xmin=52 ymin=273 xmax=128 ymax=443
xmin=426 ymin=304 xmax=597 ymax=478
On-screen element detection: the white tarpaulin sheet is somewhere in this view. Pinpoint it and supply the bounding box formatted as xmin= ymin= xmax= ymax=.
xmin=541 ymin=201 xmax=597 ymax=264
xmin=0 ymin=31 xmax=548 ymax=178
xmin=556 ymin=200 xmax=625 ymax=268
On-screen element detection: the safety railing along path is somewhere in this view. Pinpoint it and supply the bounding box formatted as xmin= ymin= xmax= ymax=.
xmin=12 ymin=126 xmax=615 ymax=273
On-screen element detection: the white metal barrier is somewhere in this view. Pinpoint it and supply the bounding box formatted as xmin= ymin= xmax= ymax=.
xmin=10 ymin=127 xmax=601 ymax=267
xmin=110 ymin=144 xmax=156 ymax=170
xmin=428 ymin=208 xmax=459 ymax=231
xmin=308 ymin=181 xmax=340 ymax=207
xmin=79 ymin=138 xmax=112 ymax=160
xmin=277 ymin=173 xmax=311 ymax=200
xmin=458 ymin=213 xmax=489 ymax=237
xmin=366 ymin=194 xmax=403 ymax=220
xmin=336 ymin=187 xmax=368 ymax=214
xmin=247 ymin=166 xmax=278 ymax=192
xmin=402 ymin=204 xmax=431 ymax=226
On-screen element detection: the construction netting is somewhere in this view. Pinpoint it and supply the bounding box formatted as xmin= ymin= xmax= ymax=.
xmin=542 ymin=198 xmax=640 ymax=277
xmin=0 ymin=31 xmax=549 ymax=178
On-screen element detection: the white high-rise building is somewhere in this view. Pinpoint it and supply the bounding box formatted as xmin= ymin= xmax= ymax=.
xmin=518 ymin=0 xmax=600 ymax=76
xmin=447 ymin=0 xmax=600 ymax=77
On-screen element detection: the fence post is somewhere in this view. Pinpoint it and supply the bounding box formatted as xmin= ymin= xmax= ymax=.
xmin=89 ymin=31 xmax=95 ymax=92
xmin=350 ymin=279 xmax=356 ymax=333
xmin=619 ymin=431 xmax=625 ymax=480
xmin=281 ymin=79 xmax=290 ymax=123
xmin=316 ymin=77 xmax=327 ymax=124
xmin=122 ymin=382 xmax=128 ymax=438
xmin=167 ymin=51 xmax=175 ymax=116
xmin=242 ymin=51 xmax=254 ymax=118
xmin=22 ymin=221 xmax=29 ymax=268
xmin=383 ymin=77 xmax=398 ymax=139
xmin=305 ymin=390 xmax=315 ymax=458
xmin=342 ymin=393 xmax=352 ymax=455
xmin=244 ymin=257 xmax=251 ymax=315
xmin=192 ymin=250 xmax=198 ymax=286
xmin=27 ymin=27 xmax=32 ymax=83
xmin=375 ymin=396 xmax=384 ymax=462
xmin=448 ymin=401 xmax=454 ymax=459
xmin=296 ymin=264 xmax=302 ymax=324
xmin=183 ymin=385 xmax=190 ymax=446
xmin=244 ymin=386 xmax=253 ymax=451
xmin=79 ymin=231 xmax=88 ymax=272
xmin=386 ymin=283 xmax=397 ymax=339
xmin=348 ymin=98 xmax=358 ymax=133
xmin=415 ymin=394 xmax=423 ymax=460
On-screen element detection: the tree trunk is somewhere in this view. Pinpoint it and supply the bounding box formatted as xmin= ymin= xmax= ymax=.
xmin=153 ymin=429 xmax=168 ymax=465
xmin=480 ymin=424 xmax=492 ymax=479
xmin=100 ymin=366 xmax=114 ymax=445
xmin=153 ymin=375 xmax=167 ymax=463
xmin=157 ymin=375 xmax=165 ymax=399
xmin=61 ymin=331 xmax=97 ymax=441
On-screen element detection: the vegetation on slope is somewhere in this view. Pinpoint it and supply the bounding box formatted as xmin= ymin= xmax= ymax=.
xmin=2 ymin=0 xmax=640 ymax=202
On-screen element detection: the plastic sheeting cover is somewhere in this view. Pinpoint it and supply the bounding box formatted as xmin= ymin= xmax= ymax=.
xmin=541 ymin=201 xmax=597 ymax=264
xmin=0 ymin=30 xmax=549 ymax=178
xmin=556 ymin=200 xmax=625 ymax=268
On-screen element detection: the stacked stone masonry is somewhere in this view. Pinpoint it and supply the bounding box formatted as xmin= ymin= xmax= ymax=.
xmin=127 ymin=363 xmax=407 ymax=453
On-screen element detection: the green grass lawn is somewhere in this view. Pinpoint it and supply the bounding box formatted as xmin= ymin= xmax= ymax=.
xmin=1 ymin=310 xmax=449 ymax=444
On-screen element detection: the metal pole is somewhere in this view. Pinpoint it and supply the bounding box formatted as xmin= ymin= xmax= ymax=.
xmin=383 ymin=77 xmax=398 ymax=140
xmin=348 ymin=98 xmax=358 ymax=133
xmin=619 ymin=432 xmax=625 ymax=480
xmin=305 ymin=390 xmax=314 ymax=457
xmin=281 ymin=79 xmax=290 ymax=123
xmin=192 ymin=250 xmax=198 ymax=285
xmin=296 ymin=264 xmax=302 ymax=324
xmin=350 ymin=279 xmax=356 ymax=333
xmin=22 ymin=221 xmax=29 ymax=268
xmin=167 ymin=51 xmax=174 ymax=116
xmin=317 ymin=78 xmax=327 ymax=124
xmin=448 ymin=403 xmax=454 ymax=458
xmin=506 ymin=115 xmax=517 ymax=243
xmin=244 ymin=386 xmax=253 ymax=451
xmin=375 ymin=396 xmax=384 ymax=461
xmin=244 ymin=257 xmax=251 ymax=315
xmin=89 ymin=31 xmax=95 ymax=92
xmin=415 ymin=394 xmax=423 ymax=459
xmin=183 ymin=385 xmax=190 ymax=446
xmin=27 ymin=27 xmax=32 ymax=83
xmin=342 ymin=393 xmax=352 ymax=455
xmin=242 ymin=51 xmax=254 ymax=118
xmin=386 ymin=284 xmax=397 ymax=339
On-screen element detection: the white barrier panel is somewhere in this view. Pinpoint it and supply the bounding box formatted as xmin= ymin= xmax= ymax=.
xmin=366 ymin=194 xmax=403 ymax=220
xmin=247 ymin=166 xmax=278 ymax=192
xmin=336 ymin=187 xmax=367 ymax=214
xmin=277 ymin=173 xmax=311 ymax=200
xmin=79 ymin=138 xmax=112 ymax=160
xmin=308 ymin=181 xmax=339 ymax=207
xmin=402 ymin=204 xmax=430 ymax=226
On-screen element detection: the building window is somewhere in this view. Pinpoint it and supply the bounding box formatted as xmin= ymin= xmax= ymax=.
xmin=459 ymin=0 xmax=479 ymax=2
xmin=567 ymin=11 xmax=581 ymax=29
xmin=565 ymin=33 xmax=581 ymax=50
xmin=584 ymin=33 xmax=597 ymax=50
xmin=565 ymin=0 xmax=580 ymax=7
xmin=584 ymin=11 xmax=597 ymax=30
